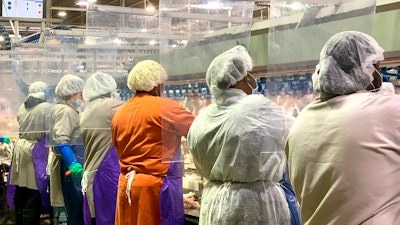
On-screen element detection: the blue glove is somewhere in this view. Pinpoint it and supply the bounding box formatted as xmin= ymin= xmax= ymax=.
xmin=55 ymin=144 xmax=77 ymax=166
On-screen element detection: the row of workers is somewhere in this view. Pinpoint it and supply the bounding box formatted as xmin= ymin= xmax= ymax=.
xmin=8 ymin=30 xmax=400 ymax=225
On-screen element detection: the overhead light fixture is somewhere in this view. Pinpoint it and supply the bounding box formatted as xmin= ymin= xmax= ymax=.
xmin=75 ymin=0 xmax=96 ymax=5
xmin=145 ymin=0 xmax=156 ymax=11
xmin=289 ymin=2 xmax=303 ymax=10
xmin=76 ymin=1 xmax=88 ymax=6
xmin=58 ymin=11 xmax=67 ymax=17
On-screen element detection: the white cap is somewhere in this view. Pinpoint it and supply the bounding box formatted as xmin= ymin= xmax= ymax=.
xmin=83 ymin=72 xmax=117 ymax=101
xmin=127 ymin=60 xmax=168 ymax=91
xmin=55 ymin=74 xmax=85 ymax=98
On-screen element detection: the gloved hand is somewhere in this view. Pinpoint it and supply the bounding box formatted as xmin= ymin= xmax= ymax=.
xmin=66 ymin=162 xmax=83 ymax=178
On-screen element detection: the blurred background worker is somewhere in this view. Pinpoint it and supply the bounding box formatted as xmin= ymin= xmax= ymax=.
xmin=49 ymin=74 xmax=85 ymax=225
xmin=9 ymin=81 xmax=52 ymax=225
xmin=80 ymin=72 xmax=124 ymax=225
xmin=187 ymin=45 xmax=296 ymax=225
xmin=111 ymin=60 xmax=195 ymax=225
xmin=286 ymin=31 xmax=400 ymax=225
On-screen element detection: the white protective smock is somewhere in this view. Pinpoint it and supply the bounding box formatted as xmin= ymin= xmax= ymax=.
xmin=80 ymin=97 xmax=124 ymax=216
xmin=187 ymin=88 xmax=293 ymax=225
xmin=48 ymin=103 xmax=82 ymax=206
xmin=10 ymin=101 xmax=51 ymax=189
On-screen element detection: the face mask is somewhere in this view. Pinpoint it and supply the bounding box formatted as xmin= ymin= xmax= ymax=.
xmin=245 ymin=73 xmax=258 ymax=94
xmin=70 ymin=99 xmax=83 ymax=109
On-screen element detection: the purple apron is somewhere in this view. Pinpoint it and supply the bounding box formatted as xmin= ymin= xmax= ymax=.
xmin=31 ymin=136 xmax=52 ymax=214
xmin=7 ymin=136 xmax=50 ymax=213
xmin=83 ymin=146 xmax=120 ymax=225
xmin=160 ymin=150 xmax=185 ymax=225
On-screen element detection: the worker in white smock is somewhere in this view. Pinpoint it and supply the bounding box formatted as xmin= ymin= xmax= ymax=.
xmin=80 ymin=72 xmax=124 ymax=225
xmin=9 ymin=81 xmax=52 ymax=225
xmin=286 ymin=31 xmax=400 ymax=225
xmin=187 ymin=45 xmax=295 ymax=225
xmin=48 ymin=74 xmax=85 ymax=225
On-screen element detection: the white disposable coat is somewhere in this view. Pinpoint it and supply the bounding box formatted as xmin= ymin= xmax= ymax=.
xmin=187 ymin=88 xmax=293 ymax=225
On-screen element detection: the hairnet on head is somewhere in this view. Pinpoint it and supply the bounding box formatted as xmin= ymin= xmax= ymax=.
xmin=206 ymin=45 xmax=253 ymax=94
xmin=83 ymin=72 xmax=117 ymax=101
xmin=127 ymin=60 xmax=168 ymax=91
xmin=28 ymin=81 xmax=47 ymax=100
xmin=378 ymin=82 xmax=395 ymax=95
xmin=55 ymin=74 xmax=85 ymax=98
xmin=312 ymin=31 xmax=384 ymax=95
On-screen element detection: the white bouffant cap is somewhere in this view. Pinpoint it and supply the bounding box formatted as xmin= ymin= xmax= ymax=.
xmin=83 ymin=72 xmax=117 ymax=101
xmin=127 ymin=60 xmax=168 ymax=91
xmin=28 ymin=81 xmax=47 ymax=100
xmin=55 ymin=74 xmax=85 ymax=98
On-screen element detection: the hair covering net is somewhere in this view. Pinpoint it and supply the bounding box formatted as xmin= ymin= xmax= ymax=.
xmin=312 ymin=31 xmax=384 ymax=95
xmin=28 ymin=81 xmax=47 ymax=100
xmin=378 ymin=82 xmax=395 ymax=95
xmin=127 ymin=60 xmax=168 ymax=92
xmin=83 ymin=72 xmax=117 ymax=101
xmin=55 ymin=74 xmax=85 ymax=98
xmin=206 ymin=45 xmax=253 ymax=94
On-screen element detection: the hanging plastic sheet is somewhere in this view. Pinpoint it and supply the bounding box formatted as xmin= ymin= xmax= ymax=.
xmin=0 ymin=51 xmax=18 ymax=137
xmin=11 ymin=46 xmax=50 ymax=135
xmin=267 ymin=0 xmax=377 ymax=73
xmin=44 ymin=31 xmax=85 ymax=146
xmin=159 ymin=0 xmax=254 ymax=163
xmin=266 ymin=0 xmax=376 ymax=114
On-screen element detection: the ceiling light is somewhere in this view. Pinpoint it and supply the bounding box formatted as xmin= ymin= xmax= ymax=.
xmin=87 ymin=0 xmax=97 ymax=2
xmin=145 ymin=0 xmax=156 ymax=11
xmin=289 ymin=2 xmax=303 ymax=10
xmin=76 ymin=1 xmax=89 ymax=6
xmin=58 ymin=11 xmax=67 ymax=17
xmin=149 ymin=40 xmax=156 ymax=45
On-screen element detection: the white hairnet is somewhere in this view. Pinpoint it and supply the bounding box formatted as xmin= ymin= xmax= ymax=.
xmin=83 ymin=72 xmax=117 ymax=101
xmin=206 ymin=45 xmax=253 ymax=94
xmin=378 ymin=82 xmax=395 ymax=95
xmin=55 ymin=74 xmax=85 ymax=98
xmin=127 ymin=60 xmax=168 ymax=91
xmin=312 ymin=31 xmax=384 ymax=95
xmin=28 ymin=81 xmax=47 ymax=100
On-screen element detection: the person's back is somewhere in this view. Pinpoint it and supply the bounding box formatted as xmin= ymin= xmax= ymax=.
xmin=187 ymin=46 xmax=294 ymax=225
xmin=80 ymin=72 xmax=124 ymax=225
xmin=9 ymin=81 xmax=52 ymax=225
xmin=286 ymin=31 xmax=400 ymax=225
xmin=287 ymin=92 xmax=400 ymax=225
xmin=111 ymin=60 xmax=195 ymax=225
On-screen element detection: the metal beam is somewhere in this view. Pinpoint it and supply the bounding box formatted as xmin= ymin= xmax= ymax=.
xmin=51 ymin=7 xmax=87 ymax=12
xmin=0 ymin=17 xmax=63 ymax=23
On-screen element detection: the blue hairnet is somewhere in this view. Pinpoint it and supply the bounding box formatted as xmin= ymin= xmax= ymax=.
xmin=312 ymin=31 xmax=384 ymax=95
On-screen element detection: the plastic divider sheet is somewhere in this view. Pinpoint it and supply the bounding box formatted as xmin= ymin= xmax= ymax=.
xmin=83 ymin=4 xmax=160 ymax=129
xmin=267 ymin=0 xmax=377 ymax=73
xmin=159 ymin=0 xmax=254 ymax=162
xmin=44 ymin=32 xmax=85 ymax=146
xmin=11 ymin=46 xmax=50 ymax=135
xmin=0 ymin=51 xmax=18 ymax=137
xmin=264 ymin=0 xmax=377 ymax=151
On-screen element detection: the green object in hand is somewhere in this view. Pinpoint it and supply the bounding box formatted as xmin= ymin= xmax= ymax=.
xmin=68 ymin=162 xmax=83 ymax=178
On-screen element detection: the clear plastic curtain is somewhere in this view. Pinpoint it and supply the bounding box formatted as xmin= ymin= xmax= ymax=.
xmin=159 ymin=0 xmax=254 ymax=162
xmin=267 ymin=0 xmax=377 ymax=73
xmin=265 ymin=0 xmax=376 ymax=116
xmin=0 ymin=51 xmax=18 ymax=136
